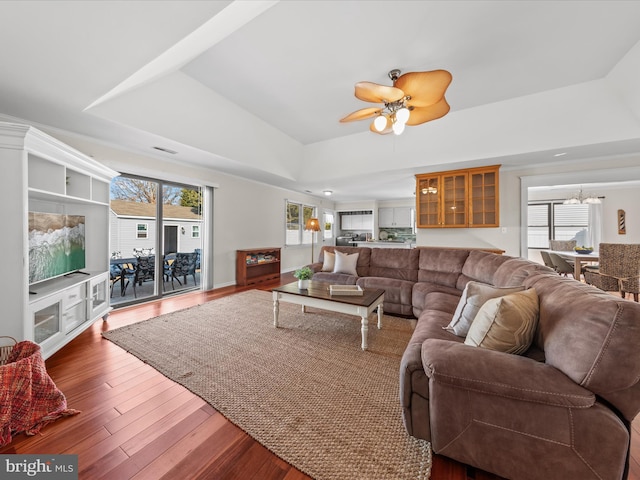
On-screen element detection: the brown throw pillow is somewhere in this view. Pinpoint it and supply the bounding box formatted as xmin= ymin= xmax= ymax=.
xmin=464 ymin=288 xmax=539 ymax=355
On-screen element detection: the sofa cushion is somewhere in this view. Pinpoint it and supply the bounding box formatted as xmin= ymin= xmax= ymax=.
xmin=493 ymin=257 xmax=555 ymax=286
xmin=412 ymin=282 xmax=462 ymax=317
xmin=356 ymin=276 xmax=415 ymax=316
xmin=417 ymin=248 xmax=470 ymax=287
xmin=445 ymin=281 xmax=525 ymax=337
xmin=464 ymin=288 xmax=539 ymax=355
xmin=457 ymin=250 xmax=512 ymax=289
xmin=311 ymin=272 xmax=357 ymax=285
xmin=334 ymin=250 xmax=359 ymax=275
xmin=368 ymin=248 xmax=420 ymax=282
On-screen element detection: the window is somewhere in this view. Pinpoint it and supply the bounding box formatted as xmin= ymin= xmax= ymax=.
xmin=323 ymin=212 xmax=335 ymax=240
xmin=191 ymin=225 xmax=200 ymax=238
xmin=285 ymin=200 xmax=316 ymax=246
xmin=136 ymin=223 xmax=148 ymax=239
xmin=527 ymin=202 xmax=590 ymax=249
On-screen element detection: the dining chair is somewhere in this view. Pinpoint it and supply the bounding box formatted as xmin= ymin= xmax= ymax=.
xmin=549 ymin=253 xmax=576 ymax=277
xmin=584 ymin=243 xmax=640 ymax=301
xmin=549 ymin=239 xmax=577 ymax=251
xmin=540 ymin=251 xmax=556 ymax=270
xmin=549 ymin=239 xmax=578 ymax=271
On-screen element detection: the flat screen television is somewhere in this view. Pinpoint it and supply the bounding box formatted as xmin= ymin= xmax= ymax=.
xmin=29 ymin=212 xmax=86 ymax=284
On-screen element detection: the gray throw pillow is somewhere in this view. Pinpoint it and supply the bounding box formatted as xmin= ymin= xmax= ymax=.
xmin=444 ymin=281 xmax=524 ymax=337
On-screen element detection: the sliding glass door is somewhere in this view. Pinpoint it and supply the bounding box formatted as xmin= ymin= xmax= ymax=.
xmin=109 ymin=174 xmax=203 ymax=306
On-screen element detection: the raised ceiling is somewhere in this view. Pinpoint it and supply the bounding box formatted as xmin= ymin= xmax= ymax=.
xmin=1 ymin=1 xmax=640 ymax=201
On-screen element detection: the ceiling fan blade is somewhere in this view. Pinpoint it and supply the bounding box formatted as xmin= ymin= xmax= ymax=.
xmin=340 ymin=107 xmax=383 ymax=123
xmin=406 ymin=98 xmax=451 ymax=126
xmin=355 ymin=82 xmax=405 ymax=104
xmin=396 ymin=70 xmax=452 ymax=107
xmin=369 ymin=116 xmax=392 ymax=134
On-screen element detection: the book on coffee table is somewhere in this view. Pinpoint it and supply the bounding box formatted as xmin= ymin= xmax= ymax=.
xmin=329 ymin=285 xmax=364 ymax=296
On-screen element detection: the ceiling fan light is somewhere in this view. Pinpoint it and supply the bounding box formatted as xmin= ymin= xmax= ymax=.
xmin=373 ymin=115 xmax=387 ymax=132
xmin=396 ymin=107 xmax=410 ymax=124
xmin=392 ymin=121 xmax=405 ymax=135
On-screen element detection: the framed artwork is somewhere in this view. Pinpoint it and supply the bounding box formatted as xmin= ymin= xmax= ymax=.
xmin=618 ymin=209 xmax=626 ymax=235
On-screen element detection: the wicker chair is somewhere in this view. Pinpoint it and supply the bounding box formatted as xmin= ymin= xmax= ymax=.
xmin=584 ymin=243 xmax=640 ymax=301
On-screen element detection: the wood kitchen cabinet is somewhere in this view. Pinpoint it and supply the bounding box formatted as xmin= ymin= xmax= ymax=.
xmin=379 ymin=207 xmax=414 ymax=228
xmin=415 ymin=165 xmax=500 ymax=228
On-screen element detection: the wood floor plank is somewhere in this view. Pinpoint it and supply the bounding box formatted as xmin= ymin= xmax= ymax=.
xmin=97 ymin=407 xmax=216 ymax=480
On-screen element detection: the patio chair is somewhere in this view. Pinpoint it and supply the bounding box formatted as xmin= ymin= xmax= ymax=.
xmin=133 ymin=256 xmax=155 ymax=298
xmin=170 ymin=252 xmax=198 ymax=289
xmin=584 ymin=243 xmax=640 ymax=301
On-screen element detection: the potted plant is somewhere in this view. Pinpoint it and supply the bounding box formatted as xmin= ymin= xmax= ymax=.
xmin=294 ymin=266 xmax=313 ymax=289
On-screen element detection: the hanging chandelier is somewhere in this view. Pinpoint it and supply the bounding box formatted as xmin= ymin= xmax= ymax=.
xmin=563 ymin=186 xmax=601 ymax=204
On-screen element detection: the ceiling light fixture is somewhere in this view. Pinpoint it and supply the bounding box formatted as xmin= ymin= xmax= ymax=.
xmin=323 ymin=190 xmax=333 ymax=196
xmin=340 ymin=68 xmax=452 ymax=136
xmin=563 ymin=186 xmax=601 ymax=205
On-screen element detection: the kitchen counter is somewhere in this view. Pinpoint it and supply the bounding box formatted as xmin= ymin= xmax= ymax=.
xmin=350 ymin=241 xmax=415 ymax=249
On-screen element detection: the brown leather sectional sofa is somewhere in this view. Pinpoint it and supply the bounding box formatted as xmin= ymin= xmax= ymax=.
xmin=309 ymin=245 xmax=640 ymax=480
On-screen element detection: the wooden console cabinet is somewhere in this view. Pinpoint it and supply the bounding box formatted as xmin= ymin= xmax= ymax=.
xmin=236 ymin=248 xmax=281 ymax=286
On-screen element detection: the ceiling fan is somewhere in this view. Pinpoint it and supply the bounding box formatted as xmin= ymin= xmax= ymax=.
xmin=340 ymin=69 xmax=452 ymax=135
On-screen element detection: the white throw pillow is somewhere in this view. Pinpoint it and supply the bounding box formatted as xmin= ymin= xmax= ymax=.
xmin=333 ymin=250 xmax=359 ymax=276
xmin=321 ymin=252 xmax=335 ymax=272
xmin=464 ymin=288 xmax=539 ymax=355
xmin=445 ymin=281 xmax=524 ymax=337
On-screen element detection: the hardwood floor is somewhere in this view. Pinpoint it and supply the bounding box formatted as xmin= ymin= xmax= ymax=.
xmin=2 ymin=273 xmax=639 ymax=479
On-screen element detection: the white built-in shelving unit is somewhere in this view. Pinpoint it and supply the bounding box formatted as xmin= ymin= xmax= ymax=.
xmin=1 ymin=121 xmax=119 ymax=359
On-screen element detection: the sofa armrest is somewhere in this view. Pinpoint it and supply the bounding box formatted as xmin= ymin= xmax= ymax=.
xmin=421 ymin=339 xmax=595 ymax=408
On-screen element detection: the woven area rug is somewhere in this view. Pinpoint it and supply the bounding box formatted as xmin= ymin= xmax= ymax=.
xmin=102 ymin=289 xmax=431 ymax=479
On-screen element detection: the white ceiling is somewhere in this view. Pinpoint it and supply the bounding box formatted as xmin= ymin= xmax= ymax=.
xmin=1 ymin=1 xmax=640 ymax=201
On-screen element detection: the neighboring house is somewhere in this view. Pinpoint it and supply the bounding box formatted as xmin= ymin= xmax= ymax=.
xmin=110 ymin=200 xmax=202 ymax=259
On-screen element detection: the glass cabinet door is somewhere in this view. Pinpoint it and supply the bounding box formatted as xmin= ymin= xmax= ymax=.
xmin=33 ymin=301 xmax=61 ymax=344
xmin=88 ymin=272 xmax=110 ymax=320
xmin=416 ymin=176 xmax=440 ymax=227
xmin=469 ymin=169 xmax=499 ymax=227
xmin=442 ymin=172 xmax=467 ymax=227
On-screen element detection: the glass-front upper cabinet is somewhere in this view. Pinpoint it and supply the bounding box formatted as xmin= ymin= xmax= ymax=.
xmin=416 ymin=165 xmax=500 ymax=228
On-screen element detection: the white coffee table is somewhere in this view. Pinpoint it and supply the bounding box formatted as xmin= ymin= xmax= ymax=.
xmin=272 ymin=282 xmax=385 ymax=350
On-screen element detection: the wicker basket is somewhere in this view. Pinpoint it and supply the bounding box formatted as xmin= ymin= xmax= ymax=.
xmin=0 ymin=336 xmax=17 ymax=366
